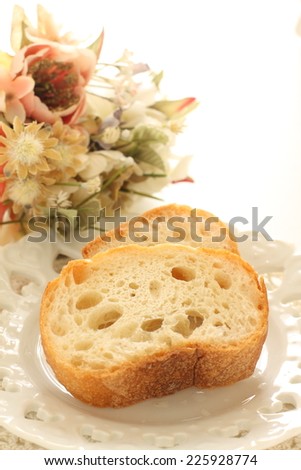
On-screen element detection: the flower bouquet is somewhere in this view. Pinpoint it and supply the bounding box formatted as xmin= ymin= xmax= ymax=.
xmin=0 ymin=5 xmax=197 ymax=244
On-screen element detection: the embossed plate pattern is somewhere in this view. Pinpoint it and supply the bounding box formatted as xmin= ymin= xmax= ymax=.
xmin=0 ymin=234 xmax=301 ymax=449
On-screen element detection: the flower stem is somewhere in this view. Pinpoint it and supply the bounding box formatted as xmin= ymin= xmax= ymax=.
xmin=75 ymin=166 xmax=127 ymax=209
xmin=120 ymin=188 xmax=164 ymax=201
xmin=0 ymin=218 xmax=23 ymax=225
xmin=53 ymin=182 xmax=81 ymax=187
xmin=143 ymin=173 xmax=167 ymax=178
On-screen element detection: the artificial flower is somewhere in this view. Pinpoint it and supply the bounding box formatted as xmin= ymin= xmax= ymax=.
xmin=80 ymin=176 xmax=102 ymax=194
xmin=23 ymin=5 xmax=79 ymax=46
xmin=11 ymin=43 xmax=97 ymax=124
xmin=7 ymin=177 xmax=43 ymax=210
xmin=152 ymin=97 xmax=198 ymax=120
xmin=0 ymin=116 xmax=60 ymax=179
xmin=0 ymin=67 xmax=34 ymax=123
xmin=0 ymin=5 xmax=197 ymax=243
xmin=48 ymin=119 xmax=88 ymax=178
xmin=11 ymin=5 xmax=104 ymax=55
xmin=47 ymin=190 xmax=72 ymax=209
xmin=79 ymin=150 xmax=140 ymax=181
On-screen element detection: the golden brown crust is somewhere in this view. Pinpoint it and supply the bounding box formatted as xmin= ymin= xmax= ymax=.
xmin=81 ymin=203 xmax=238 ymax=258
xmin=40 ymin=244 xmax=268 ymax=408
xmin=45 ymin=347 xmax=198 ymax=407
xmin=42 ymin=338 xmax=267 ymax=408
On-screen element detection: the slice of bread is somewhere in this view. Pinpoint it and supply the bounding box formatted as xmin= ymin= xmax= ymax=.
xmin=40 ymin=244 xmax=268 ymax=408
xmin=82 ymin=203 xmax=238 ymax=258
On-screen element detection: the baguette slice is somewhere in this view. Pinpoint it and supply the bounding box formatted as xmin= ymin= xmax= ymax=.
xmin=40 ymin=244 xmax=268 ymax=408
xmin=82 ymin=203 xmax=238 ymax=258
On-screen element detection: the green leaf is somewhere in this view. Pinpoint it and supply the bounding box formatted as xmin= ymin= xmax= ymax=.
xmin=57 ymin=208 xmax=78 ymax=228
xmin=88 ymin=30 xmax=104 ymax=60
xmin=134 ymin=145 xmax=165 ymax=171
xmin=152 ymin=70 xmax=164 ymax=88
xmin=77 ymin=199 xmax=101 ymax=227
xmin=121 ymin=188 xmax=164 ymax=201
xmin=116 ymin=141 xmax=138 ymax=156
xmin=77 ymin=199 xmax=100 ymax=216
xmin=132 ymin=126 xmax=168 ymax=145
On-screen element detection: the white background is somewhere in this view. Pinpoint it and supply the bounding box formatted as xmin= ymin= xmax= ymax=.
xmin=1 ymin=0 xmax=301 ymax=249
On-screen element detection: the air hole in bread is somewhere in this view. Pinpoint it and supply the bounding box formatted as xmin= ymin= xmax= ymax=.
xmin=214 ymin=271 xmax=232 ymax=289
xmin=76 ymin=292 xmax=103 ymax=310
xmin=185 ymin=310 xmax=204 ymax=329
xmin=213 ymin=262 xmax=223 ymax=269
xmin=75 ymin=340 xmax=93 ymax=351
xmin=103 ymin=352 xmax=114 ymax=359
xmin=108 ymin=297 xmax=119 ymax=302
xmin=130 ymin=293 xmax=136 ymax=297
xmin=258 ymin=303 xmax=263 ymax=311
xmin=88 ymin=308 xmax=122 ymax=330
xmin=51 ymin=323 xmax=67 ymax=336
xmin=149 ymin=280 xmax=161 ymax=295
xmin=182 ymin=298 xmax=192 ymax=307
xmin=214 ymin=321 xmax=223 ymax=327
xmin=141 ymin=318 xmax=163 ymax=332
xmin=172 ymin=310 xmax=204 ymax=337
xmin=116 ymin=280 xmax=125 ymax=288
xmin=172 ymin=318 xmax=190 ymax=337
xmin=222 ymin=302 xmax=229 ymax=309
xmin=171 ymin=266 xmax=196 ymax=282
xmin=129 ymin=282 xmax=139 ymax=289
xmin=214 ymin=308 xmax=220 ymax=314
xmin=72 ymin=264 xmax=91 ymax=284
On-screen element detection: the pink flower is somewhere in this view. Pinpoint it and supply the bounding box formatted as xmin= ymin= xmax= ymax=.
xmin=152 ymin=97 xmax=198 ymax=120
xmin=24 ymin=5 xmax=79 ymax=46
xmin=11 ymin=43 xmax=97 ymax=125
xmin=0 ymin=67 xmax=34 ymax=123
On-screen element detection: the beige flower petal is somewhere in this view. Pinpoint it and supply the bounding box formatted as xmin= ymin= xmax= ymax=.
xmin=29 ymin=166 xmax=38 ymax=175
xmin=34 ymin=129 xmax=51 ymax=141
xmin=18 ymin=164 xmax=28 ymax=179
xmin=26 ymin=121 xmax=45 ymax=134
xmin=43 ymin=137 xmax=59 ymax=148
xmin=0 ymin=136 xmax=9 ymax=147
xmin=37 ymin=160 xmax=50 ymax=172
xmin=1 ymin=123 xmax=15 ymax=140
xmin=45 ymin=148 xmax=61 ymax=160
xmin=0 ymin=154 xmax=8 ymax=165
xmin=13 ymin=116 xmax=24 ymax=134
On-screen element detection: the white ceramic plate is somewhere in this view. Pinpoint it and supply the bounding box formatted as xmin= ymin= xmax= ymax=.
xmin=0 ymin=233 xmax=301 ymax=450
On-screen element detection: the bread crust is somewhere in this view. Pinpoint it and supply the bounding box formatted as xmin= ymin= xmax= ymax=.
xmin=40 ymin=245 xmax=268 ymax=408
xmin=81 ymin=203 xmax=238 ymax=258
